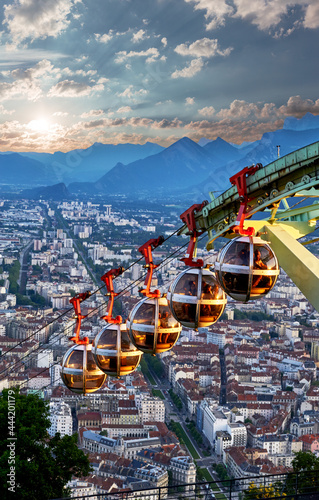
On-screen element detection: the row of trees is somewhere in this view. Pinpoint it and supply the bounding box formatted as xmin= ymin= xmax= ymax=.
xmin=186 ymin=420 xmax=203 ymax=445
xmin=169 ymin=388 xmax=183 ymax=410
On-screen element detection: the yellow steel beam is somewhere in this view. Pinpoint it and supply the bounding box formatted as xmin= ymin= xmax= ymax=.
xmin=261 ymin=224 xmax=319 ymax=312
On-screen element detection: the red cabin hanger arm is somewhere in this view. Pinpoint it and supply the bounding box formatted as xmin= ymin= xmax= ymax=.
xmin=229 ymin=164 xmax=262 ymax=236
xmin=100 ymin=267 xmax=125 ymax=324
xmin=180 ymin=201 xmax=208 ymax=267
xmin=69 ymin=291 xmax=91 ymax=345
xmin=138 ymin=236 xmax=164 ymax=298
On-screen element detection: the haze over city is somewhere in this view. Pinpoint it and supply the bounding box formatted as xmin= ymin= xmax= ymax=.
xmin=0 ymin=0 xmax=318 ymax=152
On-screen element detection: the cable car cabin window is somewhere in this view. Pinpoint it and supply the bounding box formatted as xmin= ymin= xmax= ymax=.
xmin=86 ymin=372 xmax=106 ymax=390
xmin=121 ymin=330 xmax=134 ymax=351
xmin=172 ymin=273 xmax=198 ymax=296
xmin=159 ymin=304 xmax=180 ymax=328
xmin=223 ymin=242 xmax=250 ymax=266
xmin=221 ymin=272 xmax=249 ymax=294
xmin=65 ymin=349 xmax=83 ymax=370
xmin=96 ymin=329 xmax=117 ymax=350
xmin=87 ymin=350 xmax=100 ymax=371
xmin=132 ymin=302 xmax=155 ymax=325
xmin=199 ymin=275 xmax=225 ymax=322
xmin=254 ymin=245 xmax=277 ymax=270
xmin=92 ymin=325 xmax=142 ymax=377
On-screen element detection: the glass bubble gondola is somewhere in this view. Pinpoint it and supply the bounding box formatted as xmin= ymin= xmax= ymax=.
xmin=127 ymin=296 xmax=182 ymax=355
xmin=214 ymin=236 xmax=279 ymax=302
xmin=167 ymin=267 xmax=227 ymax=329
xmin=61 ymin=343 xmax=107 ymax=394
xmin=92 ymin=323 xmax=142 ymax=378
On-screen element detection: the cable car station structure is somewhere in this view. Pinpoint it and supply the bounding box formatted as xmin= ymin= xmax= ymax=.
xmin=179 ymin=140 xmax=319 ymax=312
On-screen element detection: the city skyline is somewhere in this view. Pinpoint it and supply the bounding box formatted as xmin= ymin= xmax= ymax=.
xmin=0 ymin=0 xmax=318 ymax=152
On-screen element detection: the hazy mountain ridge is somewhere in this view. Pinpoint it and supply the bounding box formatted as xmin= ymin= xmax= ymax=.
xmin=1 ymin=114 xmax=319 ymax=199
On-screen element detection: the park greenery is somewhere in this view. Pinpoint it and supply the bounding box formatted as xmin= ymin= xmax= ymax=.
xmin=233 ymin=308 xmax=274 ymax=322
xmin=0 ymin=389 xmax=91 ymax=500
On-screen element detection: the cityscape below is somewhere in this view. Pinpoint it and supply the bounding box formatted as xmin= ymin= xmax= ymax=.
xmin=1 ymin=190 xmax=319 ymax=499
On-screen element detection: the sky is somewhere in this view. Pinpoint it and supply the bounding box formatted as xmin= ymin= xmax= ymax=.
xmin=0 ymin=0 xmax=318 ymax=153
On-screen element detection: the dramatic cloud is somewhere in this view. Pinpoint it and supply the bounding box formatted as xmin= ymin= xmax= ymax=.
xmin=185 ymin=118 xmax=285 ymax=144
xmin=278 ymin=95 xmax=319 ymax=117
xmin=171 ymin=58 xmax=204 ymax=78
xmin=217 ymin=96 xmax=319 ymax=121
xmin=3 ymin=0 xmax=78 ymax=45
xmin=175 ymin=38 xmax=232 ymax=58
xmin=48 ymin=80 xmax=104 ymax=98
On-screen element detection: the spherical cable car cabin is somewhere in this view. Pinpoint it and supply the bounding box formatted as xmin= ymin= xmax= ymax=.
xmin=61 ymin=292 xmax=107 ymax=394
xmin=92 ymin=267 xmax=142 ymax=377
xmin=127 ymin=236 xmax=182 ymax=355
xmin=167 ymin=267 xmax=226 ymax=329
xmin=214 ymin=235 xmax=279 ymax=302
xmin=92 ymin=323 xmax=142 ymax=378
xmin=167 ymin=202 xmax=227 ymax=329
xmin=61 ymin=343 xmax=107 ymax=394
xmin=127 ymin=295 xmax=181 ymax=354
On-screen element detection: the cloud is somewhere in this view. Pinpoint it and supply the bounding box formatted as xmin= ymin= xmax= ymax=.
xmin=3 ymin=0 xmax=78 ymax=45
xmin=198 ymin=106 xmax=215 ymax=117
xmin=117 ymin=85 xmax=148 ymax=99
xmin=161 ymin=37 xmax=167 ymax=47
xmin=53 ymin=111 xmax=68 ymax=116
xmin=216 ymin=96 xmax=319 ymax=121
xmin=0 ymin=80 xmax=43 ymax=102
xmin=117 ymin=106 xmax=132 ymax=114
xmin=48 ymin=79 xmax=104 ymax=97
xmin=184 ymin=0 xmax=319 ymax=33
xmin=186 ymin=97 xmax=195 ymax=105
xmin=0 ymin=105 xmax=15 ymax=115
xmin=94 ymin=32 xmax=113 ymax=43
xmin=175 ymin=37 xmax=232 ymax=58
xmin=115 ymin=47 xmax=161 ymax=64
xmin=80 ymin=109 xmax=104 ymax=118
xmin=278 ymin=95 xmax=319 ymax=117
xmin=184 ymin=0 xmax=234 ymax=29
xmin=184 ymin=118 xmax=285 ymax=144
xmin=10 ymin=59 xmax=59 ymax=80
xmin=303 ymin=1 xmax=319 ymax=28
xmin=132 ymin=29 xmax=148 ymax=43
xmin=171 ymin=58 xmax=204 ymax=79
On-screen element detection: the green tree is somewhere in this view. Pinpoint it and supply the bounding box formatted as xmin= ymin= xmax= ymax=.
xmin=0 ymin=389 xmax=91 ymax=500
xmin=287 ymin=450 xmax=319 ymax=495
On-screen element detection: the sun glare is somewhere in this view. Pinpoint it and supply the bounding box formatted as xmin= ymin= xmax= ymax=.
xmin=27 ymin=118 xmax=50 ymax=133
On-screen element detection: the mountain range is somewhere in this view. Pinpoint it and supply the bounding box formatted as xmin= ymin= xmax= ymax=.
xmin=3 ymin=112 xmax=319 ymax=201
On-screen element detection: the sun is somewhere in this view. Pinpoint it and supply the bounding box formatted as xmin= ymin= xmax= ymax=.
xmin=27 ymin=118 xmax=50 ymax=133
